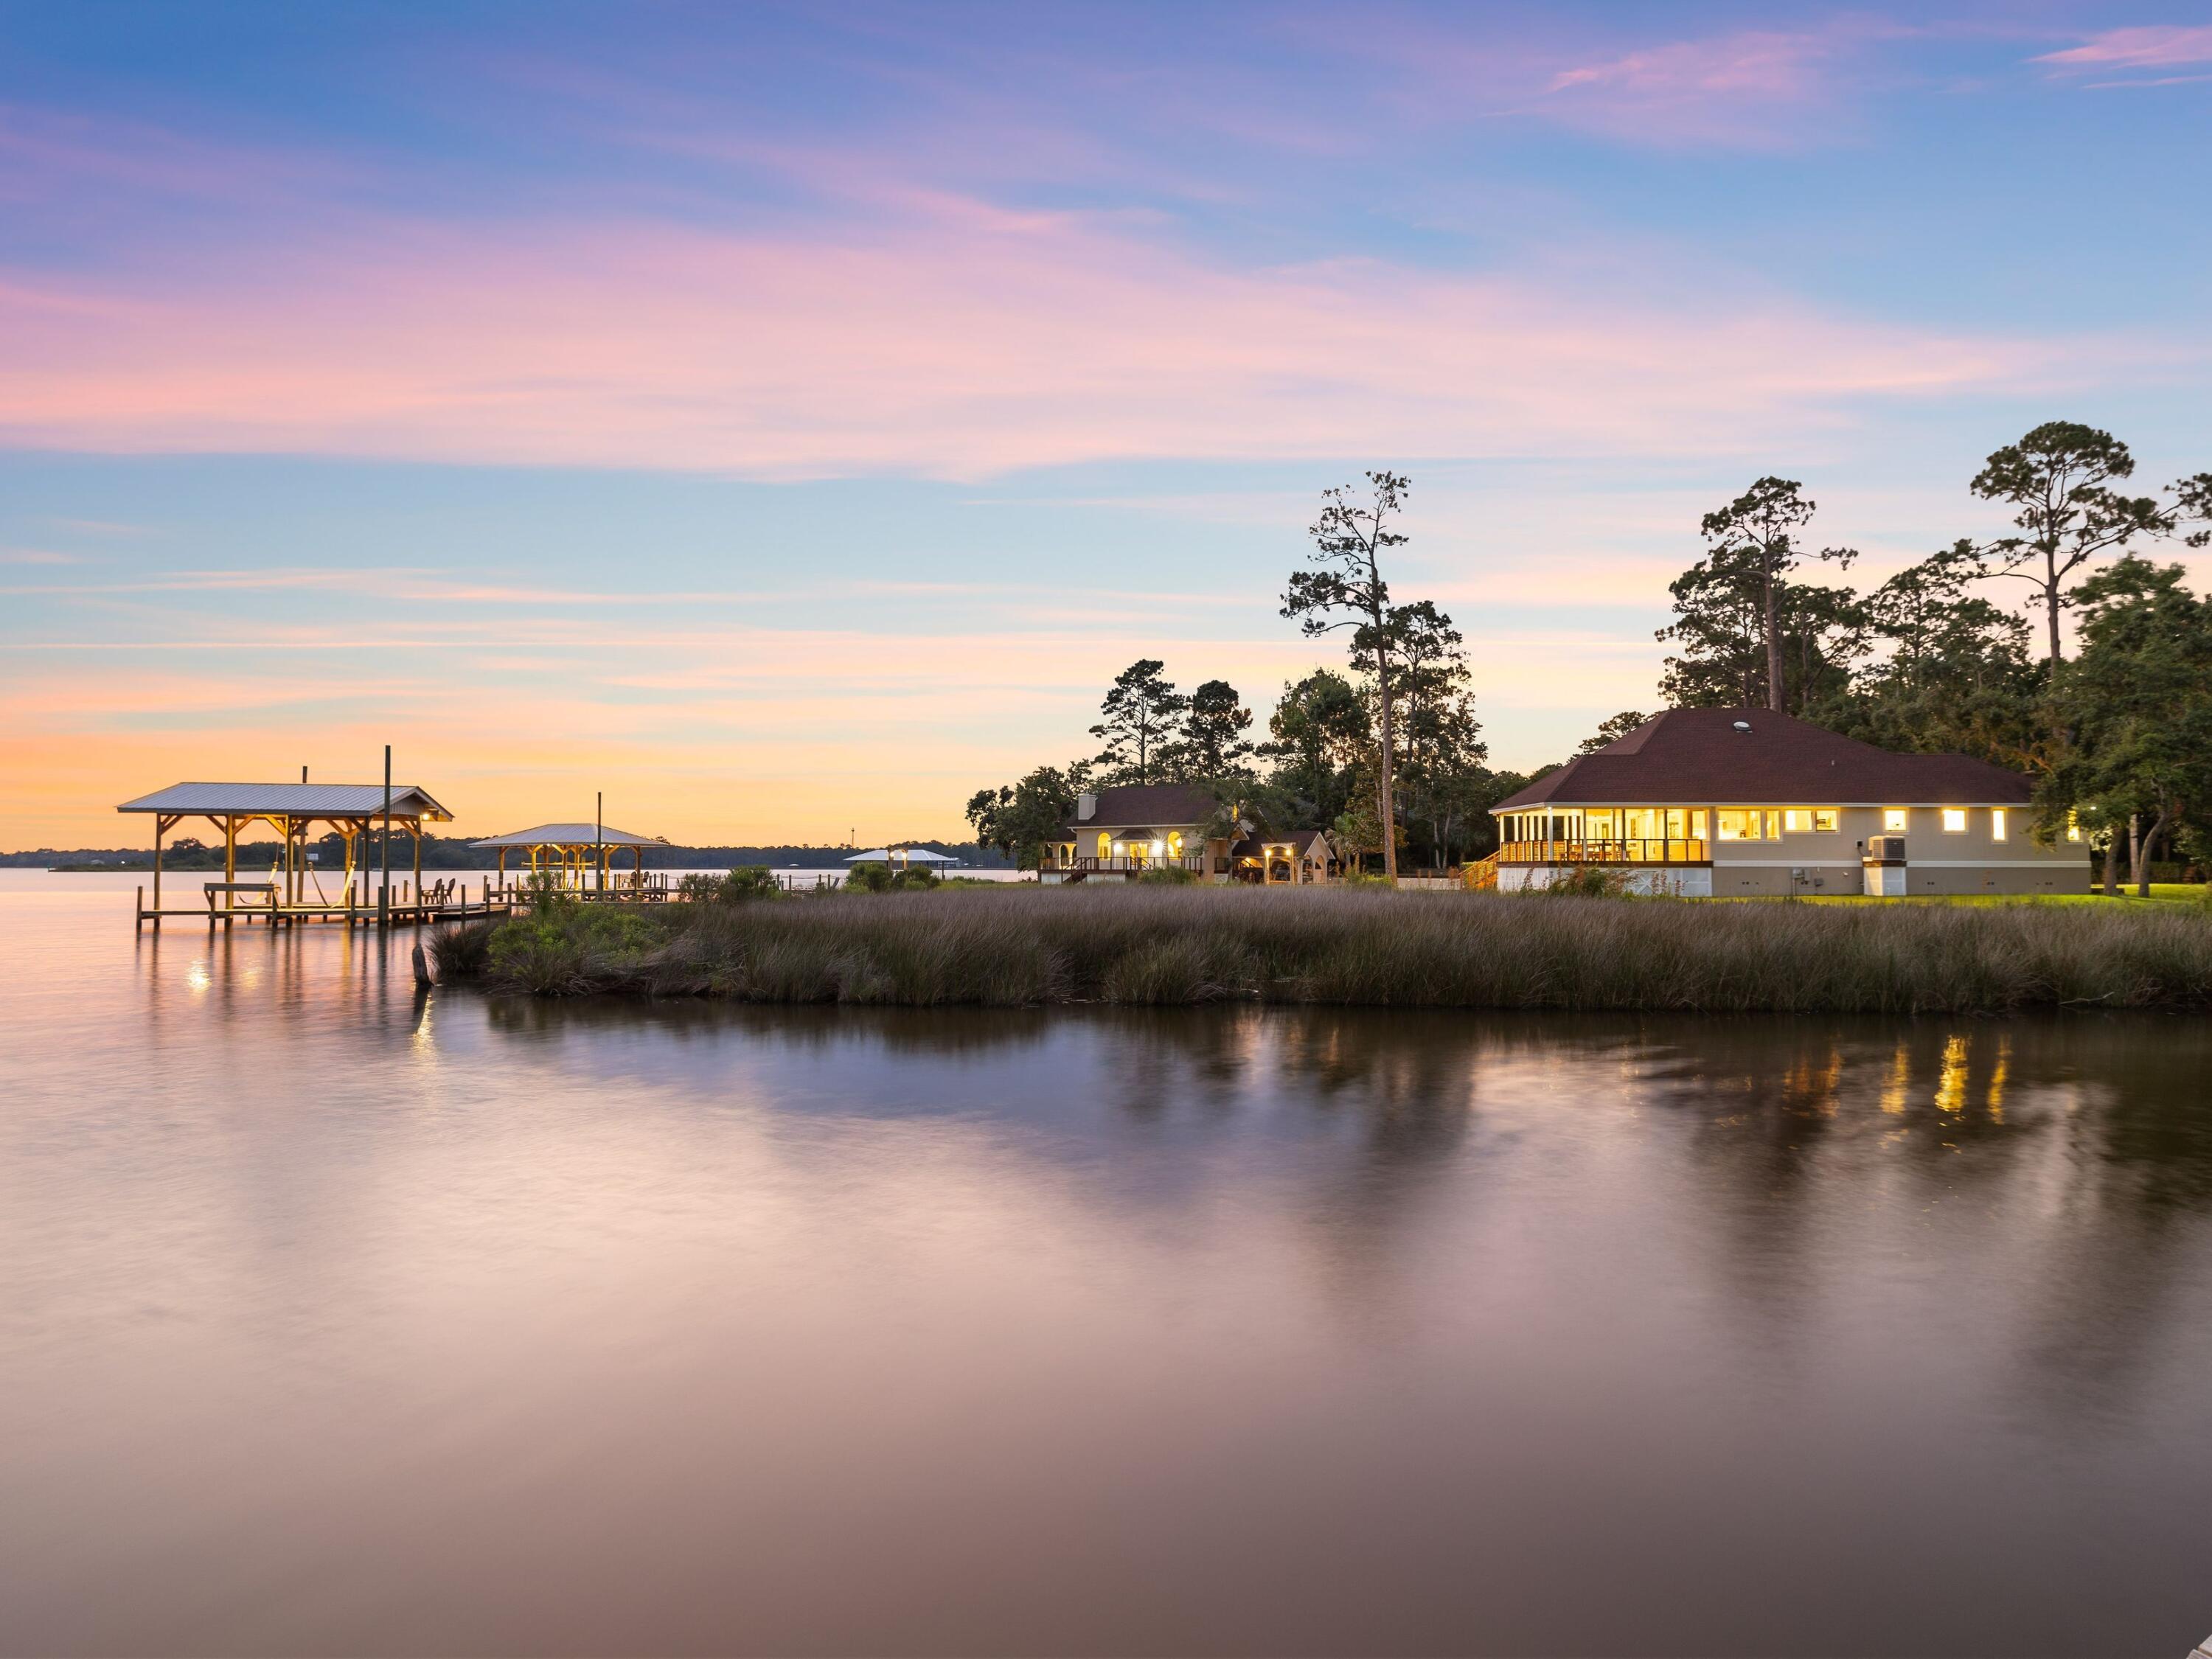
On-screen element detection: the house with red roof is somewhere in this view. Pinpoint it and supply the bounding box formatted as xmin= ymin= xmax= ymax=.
xmin=1489 ymin=708 xmax=2089 ymax=897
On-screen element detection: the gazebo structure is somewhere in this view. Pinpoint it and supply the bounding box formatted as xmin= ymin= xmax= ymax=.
xmin=844 ymin=845 xmax=959 ymax=874
xmin=472 ymin=822 xmax=672 ymax=899
xmin=116 ymin=780 xmax=454 ymax=918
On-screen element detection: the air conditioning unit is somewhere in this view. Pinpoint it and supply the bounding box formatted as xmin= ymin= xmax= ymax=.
xmin=1862 ymin=835 xmax=1907 ymax=897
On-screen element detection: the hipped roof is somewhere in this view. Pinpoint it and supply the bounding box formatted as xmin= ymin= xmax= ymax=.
xmin=470 ymin=823 xmax=667 ymax=848
xmin=1061 ymin=782 xmax=1222 ymax=835
xmin=1492 ymin=708 xmax=2034 ymax=811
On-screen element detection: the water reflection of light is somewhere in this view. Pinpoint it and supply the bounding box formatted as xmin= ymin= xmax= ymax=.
xmin=1986 ymin=1034 xmax=2011 ymax=1124
xmin=185 ymin=961 xmax=211 ymax=994
xmin=1879 ymin=1045 xmax=1910 ymax=1114
xmin=411 ymin=992 xmax=436 ymax=1055
xmin=1933 ymin=1035 xmax=1969 ymax=1116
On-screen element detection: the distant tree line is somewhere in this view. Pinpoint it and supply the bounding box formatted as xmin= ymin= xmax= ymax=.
xmin=1646 ymin=420 xmax=2212 ymax=892
xmin=20 ymin=834 xmax=1012 ymax=872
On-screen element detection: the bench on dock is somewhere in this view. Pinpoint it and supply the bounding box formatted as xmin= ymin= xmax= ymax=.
xmin=204 ymin=881 xmax=278 ymax=914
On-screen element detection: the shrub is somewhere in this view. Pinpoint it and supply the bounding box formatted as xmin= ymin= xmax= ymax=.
xmin=485 ymin=903 xmax=666 ymax=995
xmin=1541 ymin=866 xmax=1637 ymax=898
xmin=1135 ymin=866 xmax=1198 ymax=885
xmin=428 ymin=917 xmax=497 ymax=979
xmin=681 ymin=866 xmax=782 ymax=903
xmin=842 ymin=862 xmax=896 ymax=893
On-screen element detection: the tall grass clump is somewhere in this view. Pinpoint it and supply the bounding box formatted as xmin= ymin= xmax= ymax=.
xmin=437 ymin=886 xmax=2212 ymax=1014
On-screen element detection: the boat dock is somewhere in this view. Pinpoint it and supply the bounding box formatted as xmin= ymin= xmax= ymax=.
xmin=135 ymin=875 xmax=518 ymax=931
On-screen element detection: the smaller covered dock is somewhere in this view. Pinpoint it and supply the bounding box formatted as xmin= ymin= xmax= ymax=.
xmin=473 ymin=823 xmax=674 ymax=902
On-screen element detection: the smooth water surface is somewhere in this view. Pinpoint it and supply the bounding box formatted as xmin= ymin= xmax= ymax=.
xmin=4 ymin=872 xmax=2211 ymax=1656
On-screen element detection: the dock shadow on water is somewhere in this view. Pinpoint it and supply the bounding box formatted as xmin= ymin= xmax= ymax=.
xmin=6 ymin=886 xmax=2212 ymax=1658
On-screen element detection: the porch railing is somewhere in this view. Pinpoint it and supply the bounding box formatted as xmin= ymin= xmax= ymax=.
xmin=1061 ymin=854 xmax=1211 ymax=874
xmin=1498 ymin=838 xmax=1708 ymax=866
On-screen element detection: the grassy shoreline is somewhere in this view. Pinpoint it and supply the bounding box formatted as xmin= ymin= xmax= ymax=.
xmin=431 ymin=886 xmax=2212 ymax=1015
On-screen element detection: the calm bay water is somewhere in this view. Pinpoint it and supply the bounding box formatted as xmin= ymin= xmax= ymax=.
xmin=4 ymin=870 xmax=2211 ymax=1657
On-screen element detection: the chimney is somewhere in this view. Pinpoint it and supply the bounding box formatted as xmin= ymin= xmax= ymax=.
xmin=1077 ymin=792 xmax=1097 ymax=821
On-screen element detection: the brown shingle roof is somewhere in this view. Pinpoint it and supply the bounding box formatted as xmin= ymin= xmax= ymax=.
xmin=1491 ymin=707 xmax=2034 ymax=810
xmin=1058 ymin=782 xmax=1222 ymax=837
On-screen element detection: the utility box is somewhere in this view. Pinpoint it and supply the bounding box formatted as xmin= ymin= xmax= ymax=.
xmin=1862 ymin=835 xmax=1907 ymax=897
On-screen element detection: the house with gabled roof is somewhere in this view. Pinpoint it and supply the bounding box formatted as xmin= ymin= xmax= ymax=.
xmin=1489 ymin=707 xmax=2088 ymax=897
xmin=1040 ymin=783 xmax=1342 ymax=884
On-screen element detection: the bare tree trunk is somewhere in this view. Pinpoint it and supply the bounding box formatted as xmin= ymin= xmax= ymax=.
xmin=2134 ymin=811 xmax=2167 ymax=898
xmin=1374 ymin=640 xmax=1399 ymax=883
xmin=1764 ymin=567 xmax=1784 ymax=712
xmin=2045 ymin=552 xmax=2064 ymax=662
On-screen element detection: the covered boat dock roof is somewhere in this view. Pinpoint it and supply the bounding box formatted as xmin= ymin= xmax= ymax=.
xmin=470 ymin=823 xmax=668 ymax=849
xmin=119 ymin=782 xmax=453 ymax=822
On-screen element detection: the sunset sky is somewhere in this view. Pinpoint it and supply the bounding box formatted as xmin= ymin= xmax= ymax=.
xmin=4 ymin=3 xmax=2209 ymax=848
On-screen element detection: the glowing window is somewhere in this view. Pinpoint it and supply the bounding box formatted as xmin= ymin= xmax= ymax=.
xmin=2065 ymin=813 xmax=2082 ymax=843
xmin=1941 ymin=809 xmax=1967 ymax=833
xmin=1784 ymin=809 xmax=1812 ymax=834
xmin=1688 ymin=810 xmax=1708 ymax=840
xmin=1761 ymin=812 xmax=1783 ymax=840
xmin=1814 ymin=809 xmax=1838 ymax=833
xmin=1991 ymin=809 xmax=2007 ymax=842
xmin=1883 ymin=808 xmax=1909 ymax=832
xmin=1097 ymin=832 xmax=1112 ymax=859
xmin=1717 ymin=810 xmax=1755 ymax=841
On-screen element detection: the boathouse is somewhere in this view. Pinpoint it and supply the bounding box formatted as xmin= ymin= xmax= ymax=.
xmin=472 ymin=821 xmax=672 ymax=899
xmin=117 ymin=779 xmax=456 ymax=919
xmin=1489 ymin=708 xmax=2088 ymax=897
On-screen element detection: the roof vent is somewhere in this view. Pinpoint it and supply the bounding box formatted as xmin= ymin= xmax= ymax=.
xmin=1732 ymin=720 xmax=1752 ymax=732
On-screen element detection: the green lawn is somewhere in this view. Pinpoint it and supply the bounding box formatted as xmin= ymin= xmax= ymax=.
xmin=1787 ymin=883 xmax=2206 ymax=908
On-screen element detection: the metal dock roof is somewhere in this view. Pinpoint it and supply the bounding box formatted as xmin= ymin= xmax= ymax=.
xmin=469 ymin=823 xmax=669 ymax=848
xmin=117 ymin=782 xmax=454 ymax=821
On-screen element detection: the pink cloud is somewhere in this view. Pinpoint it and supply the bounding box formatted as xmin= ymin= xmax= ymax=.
xmin=2034 ymin=25 xmax=2212 ymax=71
xmin=1541 ymin=28 xmax=1848 ymax=142
xmin=0 ymin=197 xmax=2067 ymax=480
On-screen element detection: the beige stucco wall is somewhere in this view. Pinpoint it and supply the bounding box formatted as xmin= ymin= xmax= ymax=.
xmin=1706 ymin=804 xmax=2088 ymax=896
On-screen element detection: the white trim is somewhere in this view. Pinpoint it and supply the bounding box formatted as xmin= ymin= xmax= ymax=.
xmin=1492 ymin=801 xmax=2028 ymax=813
xmin=1713 ymin=858 xmax=2079 ymax=869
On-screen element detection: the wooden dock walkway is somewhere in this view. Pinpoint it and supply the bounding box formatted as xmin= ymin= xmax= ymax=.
xmin=136 ymin=875 xmax=519 ymax=932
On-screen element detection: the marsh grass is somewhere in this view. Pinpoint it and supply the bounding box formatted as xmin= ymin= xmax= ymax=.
xmin=430 ymin=886 xmax=2212 ymax=1014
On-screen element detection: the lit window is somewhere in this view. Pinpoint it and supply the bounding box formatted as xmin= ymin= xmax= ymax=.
xmin=1098 ymin=832 xmax=1113 ymax=858
xmin=1941 ymin=808 xmax=1966 ymax=833
xmin=1813 ymin=810 xmax=1837 ymax=832
xmin=1784 ymin=809 xmax=1812 ymax=834
xmin=1883 ymin=808 xmax=1909 ymax=832
xmin=1688 ymin=810 xmax=1708 ymax=841
xmin=1150 ymin=839 xmax=1165 ymax=858
xmin=1762 ymin=812 xmax=1783 ymax=841
xmin=1717 ymin=810 xmax=1754 ymax=841
xmin=2065 ymin=812 xmax=2082 ymax=843
xmin=1991 ymin=809 xmax=2007 ymax=842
